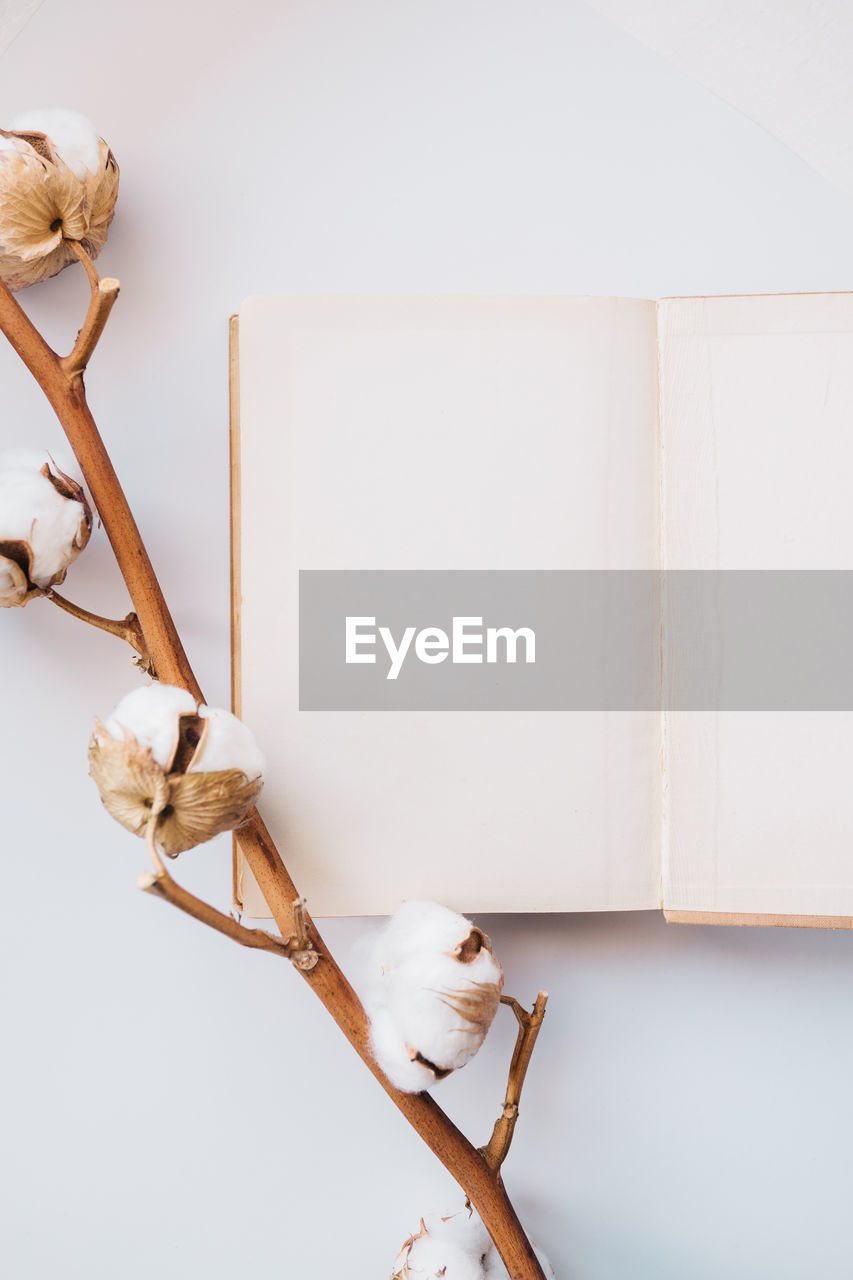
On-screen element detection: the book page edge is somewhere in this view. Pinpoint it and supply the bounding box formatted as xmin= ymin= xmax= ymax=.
xmin=665 ymin=909 xmax=853 ymax=930
xmin=230 ymin=313 xmax=247 ymax=914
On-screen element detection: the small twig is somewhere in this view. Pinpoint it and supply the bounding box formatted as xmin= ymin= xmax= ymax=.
xmin=140 ymin=822 xmax=319 ymax=966
xmin=480 ymin=992 xmax=549 ymax=1174
xmin=138 ymin=870 xmax=298 ymax=957
xmin=66 ymin=237 xmax=100 ymax=291
xmin=60 ymin=241 xmax=120 ymax=378
xmin=46 ymin=588 xmax=151 ymax=667
xmin=139 ymin=820 xmax=296 ymax=958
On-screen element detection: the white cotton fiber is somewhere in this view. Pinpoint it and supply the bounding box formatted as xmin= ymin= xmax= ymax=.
xmin=386 ymin=945 xmax=503 ymax=1070
xmin=193 ymin=704 xmax=266 ymax=780
xmin=359 ymin=900 xmax=504 ymax=1093
xmin=104 ymin=684 xmax=198 ymax=769
xmin=392 ymin=1207 xmax=554 ymax=1280
xmin=0 ymin=450 xmax=89 ymax=588
xmin=379 ymin=899 xmax=479 ymax=967
xmin=9 ymin=107 xmax=101 ymax=179
xmin=368 ymin=1006 xmax=438 ymax=1093
xmin=393 ymin=1228 xmax=485 ymax=1280
xmin=102 ymin=685 xmax=266 ymax=781
xmin=420 ymin=1209 xmax=492 ymax=1263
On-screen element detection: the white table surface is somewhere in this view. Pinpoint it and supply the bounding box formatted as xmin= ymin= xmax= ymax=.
xmin=2 ymin=3 xmax=853 ymax=1277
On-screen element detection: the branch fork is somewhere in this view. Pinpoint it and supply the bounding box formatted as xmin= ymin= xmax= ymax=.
xmin=46 ymin=587 xmax=152 ymax=668
xmin=139 ymin=819 xmax=320 ymax=970
xmin=60 ymin=240 xmax=119 ymax=378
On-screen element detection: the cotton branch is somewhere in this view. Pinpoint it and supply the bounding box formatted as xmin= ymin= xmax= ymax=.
xmin=0 ymin=255 xmax=548 ymax=1280
xmin=46 ymin=588 xmax=151 ymax=667
xmin=480 ymin=992 xmax=549 ymax=1174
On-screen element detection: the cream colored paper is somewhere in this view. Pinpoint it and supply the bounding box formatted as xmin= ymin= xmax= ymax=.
xmin=236 ymin=295 xmax=661 ymax=917
xmin=659 ymin=293 xmax=853 ymax=917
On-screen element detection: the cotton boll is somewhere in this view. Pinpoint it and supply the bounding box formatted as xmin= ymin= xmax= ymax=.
xmin=90 ymin=685 xmax=264 ymax=856
xmin=393 ymin=1210 xmax=554 ymax=1280
xmin=0 ymin=109 xmax=118 ymax=290
xmin=9 ymin=108 xmax=101 ymax=179
xmin=194 ymin=705 xmax=266 ymax=780
xmin=360 ymin=901 xmax=504 ymax=1091
xmin=103 ymin=683 xmax=198 ymax=769
xmin=0 ymin=450 xmax=91 ymax=604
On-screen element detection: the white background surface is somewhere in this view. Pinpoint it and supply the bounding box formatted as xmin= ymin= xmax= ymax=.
xmin=2 ymin=2 xmax=853 ymax=1277
xmin=585 ymin=0 xmax=853 ymax=198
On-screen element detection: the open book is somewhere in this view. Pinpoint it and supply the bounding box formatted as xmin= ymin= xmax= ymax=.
xmin=231 ymin=294 xmax=853 ymax=925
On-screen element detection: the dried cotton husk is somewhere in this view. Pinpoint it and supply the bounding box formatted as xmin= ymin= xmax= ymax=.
xmin=90 ymin=684 xmax=265 ymax=856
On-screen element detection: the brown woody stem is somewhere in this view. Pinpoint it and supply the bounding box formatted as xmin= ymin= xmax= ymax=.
xmin=0 ymin=254 xmax=546 ymax=1280
xmin=46 ymin=587 xmax=150 ymax=664
xmin=480 ymin=992 xmax=549 ymax=1174
xmin=61 ymin=240 xmax=120 ymax=378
